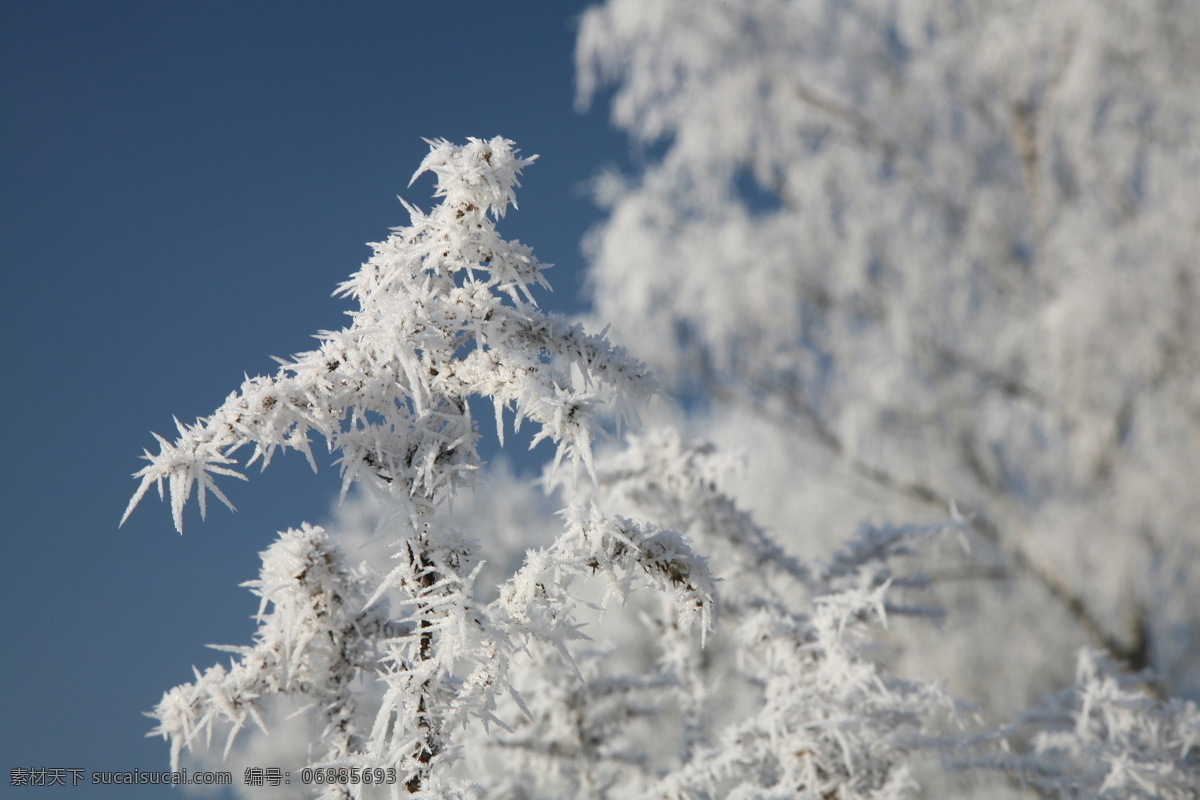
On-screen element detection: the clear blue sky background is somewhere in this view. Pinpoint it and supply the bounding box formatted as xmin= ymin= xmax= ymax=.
xmin=1 ymin=2 xmax=631 ymax=795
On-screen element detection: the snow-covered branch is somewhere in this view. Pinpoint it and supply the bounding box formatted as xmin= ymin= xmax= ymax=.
xmin=123 ymin=138 xmax=654 ymax=533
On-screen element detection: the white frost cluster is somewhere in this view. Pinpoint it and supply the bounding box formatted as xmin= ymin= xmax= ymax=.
xmin=963 ymin=649 xmax=1200 ymax=799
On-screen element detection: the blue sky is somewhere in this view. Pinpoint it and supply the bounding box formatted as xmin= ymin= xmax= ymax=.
xmin=1 ymin=2 xmax=630 ymax=795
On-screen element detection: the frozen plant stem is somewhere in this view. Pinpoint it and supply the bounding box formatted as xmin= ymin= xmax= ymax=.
xmin=128 ymin=138 xmax=715 ymax=795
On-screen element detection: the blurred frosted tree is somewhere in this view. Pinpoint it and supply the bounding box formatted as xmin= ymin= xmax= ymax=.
xmin=577 ymin=0 xmax=1200 ymax=708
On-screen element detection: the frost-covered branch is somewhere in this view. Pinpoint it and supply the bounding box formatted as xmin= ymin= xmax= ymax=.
xmin=134 ymin=139 xmax=719 ymax=797
xmin=960 ymin=649 xmax=1200 ymax=798
xmin=149 ymin=525 xmax=398 ymax=788
xmin=123 ymin=137 xmax=654 ymax=533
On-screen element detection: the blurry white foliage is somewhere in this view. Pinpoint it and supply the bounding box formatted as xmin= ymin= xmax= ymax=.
xmin=577 ymin=0 xmax=1200 ymax=711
